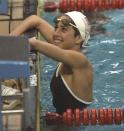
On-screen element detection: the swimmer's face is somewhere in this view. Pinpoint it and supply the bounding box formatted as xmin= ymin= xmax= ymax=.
xmin=53 ymin=15 xmax=81 ymax=49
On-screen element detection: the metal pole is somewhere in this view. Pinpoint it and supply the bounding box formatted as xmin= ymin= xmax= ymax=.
xmin=0 ymin=80 xmax=3 ymax=131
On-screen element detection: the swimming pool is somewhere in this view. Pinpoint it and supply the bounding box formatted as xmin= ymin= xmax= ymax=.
xmin=40 ymin=9 xmax=124 ymax=131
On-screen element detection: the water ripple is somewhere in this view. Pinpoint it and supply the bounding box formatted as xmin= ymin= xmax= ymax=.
xmin=101 ymin=70 xmax=123 ymax=75
xmin=111 ymin=62 xmax=119 ymax=68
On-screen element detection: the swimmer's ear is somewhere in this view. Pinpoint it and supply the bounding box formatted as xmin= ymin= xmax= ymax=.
xmin=75 ymin=35 xmax=83 ymax=45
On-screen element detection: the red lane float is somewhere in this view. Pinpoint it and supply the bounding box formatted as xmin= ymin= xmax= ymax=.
xmin=59 ymin=0 xmax=68 ymax=12
xmin=107 ymin=108 xmax=113 ymax=124
xmin=118 ymin=0 xmax=124 ymax=9
xmin=98 ymin=108 xmax=105 ymax=125
xmin=90 ymin=0 xmax=96 ymax=11
xmin=90 ymin=108 xmax=97 ymax=125
xmin=43 ymin=1 xmax=57 ymax=12
xmin=114 ymin=108 xmax=122 ymax=124
xmin=77 ymin=0 xmax=82 ymax=11
xmin=104 ymin=0 xmax=111 ymax=10
xmin=45 ymin=112 xmax=62 ymax=125
xmin=63 ymin=112 xmax=67 ymax=124
xmin=74 ymin=108 xmax=81 ymax=126
xmin=69 ymin=0 xmax=76 ymax=11
xmin=66 ymin=108 xmax=73 ymax=125
xmin=43 ymin=0 xmax=124 ymax=12
xmin=97 ymin=0 xmax=104 ymax=11
xmin=44 ymin=108 xmax=124 ymax=126
xmin=122 ymin=109 xmax=124 ymax=123
xmin=111 ymin=0 xmax=117 ymax=9
xmin=84 ymin=0 xmax=89 ymax=11
xmin=81 ymin=0 xmax=86 ymax=11
xmin=82 ymin=108 xmax=90 ymax=125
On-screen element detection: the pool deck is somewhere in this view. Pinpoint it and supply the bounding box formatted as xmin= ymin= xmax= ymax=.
xmin=2 ymin=114 xmax=22 ymax=131
xmin=2 ymin=115 xmax=124 ymax=131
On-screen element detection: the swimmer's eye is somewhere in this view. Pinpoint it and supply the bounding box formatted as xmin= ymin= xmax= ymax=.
xmin=54 ymin=25 xmax=69 ymax=32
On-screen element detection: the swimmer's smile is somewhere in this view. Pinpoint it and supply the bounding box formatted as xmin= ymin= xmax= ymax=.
xmin=53 ymin=37 xmax=63 ymax=45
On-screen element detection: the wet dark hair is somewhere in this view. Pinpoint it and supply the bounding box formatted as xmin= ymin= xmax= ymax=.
xmin=54 ymin=15 xmax=80 ymax=36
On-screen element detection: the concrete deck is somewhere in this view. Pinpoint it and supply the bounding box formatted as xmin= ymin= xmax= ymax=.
xmin=2 ymin=114 xmax=22 ymax=131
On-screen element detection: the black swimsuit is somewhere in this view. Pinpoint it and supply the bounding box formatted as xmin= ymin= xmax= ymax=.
xmin=50 ymin=64 xmax=91 ymax=114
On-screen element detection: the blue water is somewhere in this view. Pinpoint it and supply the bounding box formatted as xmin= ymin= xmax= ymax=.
xmin=40 ymin=9 xmax=124 ymax=131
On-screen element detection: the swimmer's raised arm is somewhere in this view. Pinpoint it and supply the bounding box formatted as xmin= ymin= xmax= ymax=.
xmin=29 ymin=38 xmax=90 ymax=68
xmin=10 ymin=15 xmax=54 ymax=43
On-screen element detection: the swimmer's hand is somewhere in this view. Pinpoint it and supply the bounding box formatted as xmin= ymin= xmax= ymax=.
xmin=28 ymin=37 xmax=37 ymax=51
xmin=28 ymin=37 xmax=36 ymax=45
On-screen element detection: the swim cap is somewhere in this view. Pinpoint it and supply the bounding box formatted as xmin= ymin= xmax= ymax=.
xmin=65 ymin=11 xmax=90 ymax=46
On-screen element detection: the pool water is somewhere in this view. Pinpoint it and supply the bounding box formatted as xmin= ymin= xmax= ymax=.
xmin=40 ymin=9 xmax=124 ymax=131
